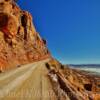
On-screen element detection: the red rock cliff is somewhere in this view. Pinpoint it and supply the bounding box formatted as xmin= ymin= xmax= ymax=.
xmin=0 ymin=0 xmax=50 ymax=71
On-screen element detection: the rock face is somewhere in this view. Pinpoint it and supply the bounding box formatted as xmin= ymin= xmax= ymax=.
xmin=0 ymin=0 xmax=50 ymax=71
xmin=0 ymin=1 xmax=100 ymax=99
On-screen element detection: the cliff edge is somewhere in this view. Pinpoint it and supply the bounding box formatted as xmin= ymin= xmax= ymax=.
xmin=0 ymin=0 xmax=50 ymax=71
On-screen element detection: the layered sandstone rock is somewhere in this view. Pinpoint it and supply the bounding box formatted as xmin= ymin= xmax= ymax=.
xmin=0 ymin=0 xmax=50 ymax=71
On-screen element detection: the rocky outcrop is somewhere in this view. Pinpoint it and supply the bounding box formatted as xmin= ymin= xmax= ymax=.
xmin=0 ymin=1 xmax=99 ymax=99
xmin=0 ymin=0 xmax=50 ymax=71
xmin=46 ymin=59 xmax=100 ymax=100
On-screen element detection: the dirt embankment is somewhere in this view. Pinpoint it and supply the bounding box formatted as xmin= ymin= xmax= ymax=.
xmin=46 ymin=59 xmax=100 ymax=100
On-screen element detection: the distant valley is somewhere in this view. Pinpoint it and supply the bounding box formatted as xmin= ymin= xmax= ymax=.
xmin=69 ymin=64 xmax=100 ymax=75
xmin=69 ymin=64 xmax=100 ymax=68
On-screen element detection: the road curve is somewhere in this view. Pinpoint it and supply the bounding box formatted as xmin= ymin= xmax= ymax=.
xmin=0 ymin=59 xmax=57 ymax=100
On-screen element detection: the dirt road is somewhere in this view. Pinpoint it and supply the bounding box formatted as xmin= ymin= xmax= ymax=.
xmin=0 ymin=59 xmax=57 ymax=100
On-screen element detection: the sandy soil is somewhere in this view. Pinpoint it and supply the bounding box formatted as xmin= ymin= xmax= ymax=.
xmin=0 ymin=59 xmax=57 ymax=100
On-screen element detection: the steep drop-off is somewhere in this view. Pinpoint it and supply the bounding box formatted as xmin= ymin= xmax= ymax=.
xmin=0 ymin=1 xmax=100 ymax=100
xmin=47 ymin=59 xmax=100 ymax=100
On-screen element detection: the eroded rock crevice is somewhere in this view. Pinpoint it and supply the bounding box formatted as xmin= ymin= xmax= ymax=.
xmin=0 ymin=0 xmax=50 ymax=71
xmin=46 ymin=59 xmax=100 ymax=100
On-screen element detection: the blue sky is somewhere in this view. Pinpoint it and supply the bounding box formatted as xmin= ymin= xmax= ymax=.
xmin=18 ymin=0 xmax=100 ymax=64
